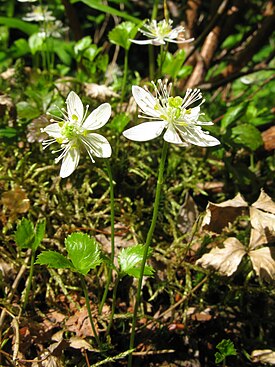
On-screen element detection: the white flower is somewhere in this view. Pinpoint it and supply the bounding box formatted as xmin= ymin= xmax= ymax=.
xmin=123 ymin=80 xmax=220 ymax=147
xmin=42 ymin=91 xmax=112 ymax=178
xmin=22 ymin=5 xmax=55 ymax=22
xmin=130 ymin=19 xmax=193 ymax=46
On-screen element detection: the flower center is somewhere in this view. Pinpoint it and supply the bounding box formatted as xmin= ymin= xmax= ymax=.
xmin=61 ymin=121 xmax=82 ymax=140
xmin=156 ymin=20 xmax=172 ymax=38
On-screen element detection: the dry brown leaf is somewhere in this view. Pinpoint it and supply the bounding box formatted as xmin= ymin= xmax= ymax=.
xmin=196 ymin=237 xmax=246 ymax=276
xmin=249 ymin=207 xmax=275 ymax=248
xmin=249 ymin=247 xmax=275 ymax=282
xmin=252 ymin=189 xmax=275 ymax=214
xmin=69 ymin=336 xmax=97 ymax=351
xmin=84 ymin=82 xmax=119 ymax=101
xmin=251 ymin=349 xmax=275 ymax=364
xmin=65 ymin=306 xmax=98 ymax=337
xmin=1 ymin=185 xmax=30 ymax=216
xmin=177 ymin=194 xmax=199 ymax=235
xmin=202 ymin=193 xmax=248 ymax=233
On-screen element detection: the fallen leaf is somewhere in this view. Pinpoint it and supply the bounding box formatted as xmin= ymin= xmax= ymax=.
xmin=249 ymin=207 xmax=275 ymax=248
xmin=249 ymin=247 xmax=275 ymax=282
xmin=252 ymin=189 xmax=275 ymax=214
xmin=196 ymin=237 xmax=246 ymax=276
xmin=177 ymin=194 xmax=199 ymax=236
xmin=69 ymin=336 xmax=97 ymax=351
xmin=84 ymin=83 xmax=119 ymax=101
xmin=262 ymin=125 xmax=275 ymax=151
xmin=2 ymin=186 xmax=30 ymax=216
xmin=251 ymin=349 xmax=275 ymax=364
xmin=65 ymin=306 xmax=98 ymax=337
xmin=202 ymin=193 xmax=248 ymax=233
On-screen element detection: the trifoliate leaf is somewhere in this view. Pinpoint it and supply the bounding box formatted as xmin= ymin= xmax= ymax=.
xmin=36 ymin=251 xmax=74 ymax=269
xmin=15 ymin=218 xmax=35 ymax=249
xmin=65 ymin=233 xmax=102 ymax=275
xmin=118 ymin=244 xmax=154 ymax=278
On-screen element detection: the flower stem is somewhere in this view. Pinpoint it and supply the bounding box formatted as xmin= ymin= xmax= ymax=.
xmin=127 ymin=141 xmax=169 ymax=367
xmin=106 ymin=274 xmax=121 ymax=336
xmin=80 ymin=274 xmax=102 ymax=350
xmin=99 ymin=161 xmax=115 ymax=314
xmin=22 ymin=249 xmax=36 ymax=311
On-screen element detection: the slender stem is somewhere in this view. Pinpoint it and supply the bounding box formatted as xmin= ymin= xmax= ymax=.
xmin=80 ymin=274 xmax=102 ymax=350
xmin=106 ymin=274 xmax=121 ymax=336
xmin=22 ymin=249 xmax=36 ymax=311
xmin=99 ymin=161 xmax=115 ymax=314
xmin=128 ymin=141 xmax=169 ymax=367
xmin=148 ymin=0 xmax=159 ymax=80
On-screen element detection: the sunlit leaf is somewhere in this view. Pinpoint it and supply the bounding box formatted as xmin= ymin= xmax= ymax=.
xmin=36 ymin=251 xmax=74 ymax=270
xmin=221 ymin=103 xmax=248 ymax=130
xmin=33 ymin=218 xmax=46 ymax=251
xmin=196 ymin=237 xmax=245 ymax=276
xmin=231 ymin=124 xmax=263 ymax=151
xmin=249 ymin=247 xmax=275 ymax=282
xmin=251 ymin=349 xmax=275 ymax=364
xmin=15 ymin=218 xmax=35 ymax=249
xmin=65 ymin=233 xmax=102 ymax=275
xmin=118 ymin=244 xmax=154 ymax=278
xmin=109 ymin=21 xmax=139 ymax=50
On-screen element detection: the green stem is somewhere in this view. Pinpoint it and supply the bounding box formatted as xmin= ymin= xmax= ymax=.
xmin=106 ymin=274 xmax=120 ymax=336
xmin=99 ymin=161 xmax=115 ymax=314
xmin=80 ymin=274 xmax=102 ymax=350
xmin=128 ymin=141 xmax=169 ymax=367
xmin=151 ymin=0 xmax=159 ymax=20
xmin=148 ymin=0 xmax=159 ymax=80
xmin=120 ymin=49 xmax=129 ymax=108
xmin=23 ymin=249 xmax=36 ymax=311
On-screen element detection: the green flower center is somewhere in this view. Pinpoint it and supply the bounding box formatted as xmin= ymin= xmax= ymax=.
xmin=61 ymin=121 xmax=81 ymax=140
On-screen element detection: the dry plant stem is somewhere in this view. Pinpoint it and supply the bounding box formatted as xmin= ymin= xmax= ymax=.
xmin=99 ymin=161 xmax=115 ymax=315
xmin=80 ymin=274 xmax=102 ymax=350
xmin=128 ymin=141 xmax=169 ymax=367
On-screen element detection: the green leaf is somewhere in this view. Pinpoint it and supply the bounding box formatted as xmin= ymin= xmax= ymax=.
xmin=118 ymin=244 xmax=154 ymax=278
xmin=28 ymin=33 xmax=44 ymax=54
xmin=74 ymin=36 xmax=92 ymax=54
xmin=0 ymin=128 xmax=17 ymax=138
xmin=17 ymin=101 xmax=41 ymax=120
xmin=15 ymin=218 xmax=35 ymax=249
xmin=221 ymin=103 xmax=248 ymax=130
xmin=161 ymin=50 xmax=187 ymax=79
xmin=36 ymin=251 xmax=74 ymax=269
xmin=110 ymin=113 xmax=130 ymax=134
xmin=65 ymin=233 xmax=102 ymax=275
xmin=108 ymin=21 xmax=139 ymax=50
xmin=215 ymin=339 xmax=237 ymax=364
xmin=231 ymin=124 xmax=263 ymax=151
xmin=71 ymin=0 xmax=140 ymax=24
xmin=33 ymin=219 xmax=46 ymax=251
xmin=0 ymin=16 xmax=38 ymax=35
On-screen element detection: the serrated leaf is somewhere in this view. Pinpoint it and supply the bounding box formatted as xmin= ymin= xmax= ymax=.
xmin=65 ymin=233 xmax=102 ymax=275
xmin=108 ymin=21 xmax=139 ymax=50
xmin=215 ymin=352 xmax=225 ymax=364
xmin=36 ymin=251 xmax=74 ymax=269
xmin=231 ymin=124 xmax=263 ymax=151
xmin=215 ymin=339 xmax=236 ymax=363
xmin=15 ymin=218 xmax=35 ymax=249
xmin=118 ymin=244 xmax=154 ymax=278
xmin=221 ymin=103 xmax=248 ymax=130
xmin=33 ymin=218 xmax=46 ymax=251
xmin=196 ymin=238 xmax=246 ymax=276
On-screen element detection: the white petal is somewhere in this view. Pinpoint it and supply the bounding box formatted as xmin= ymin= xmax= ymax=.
xmin=130 ymin=39 xmax=155 ymax=45
xmin=82 ymin=103 xmax=111 ymax=130
xmin=60 ymin=147 xmax=80 ymax=178
xmin=81 ymin=133 xmax=112 ymax=158
xmin=123 ymin=121 xmax=166 ymax=141
xmin=43 ymin=123 xmax=62 ymax=138
xmin=176 ymin=125 xmax=220 ymax=147
xmin=66 ymin=91 xmax=84 ymax=124
xmin=163 ymin=124 xmax=188 ymax=146
xmin=132 ymin=86 xmax=160 ymax=118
